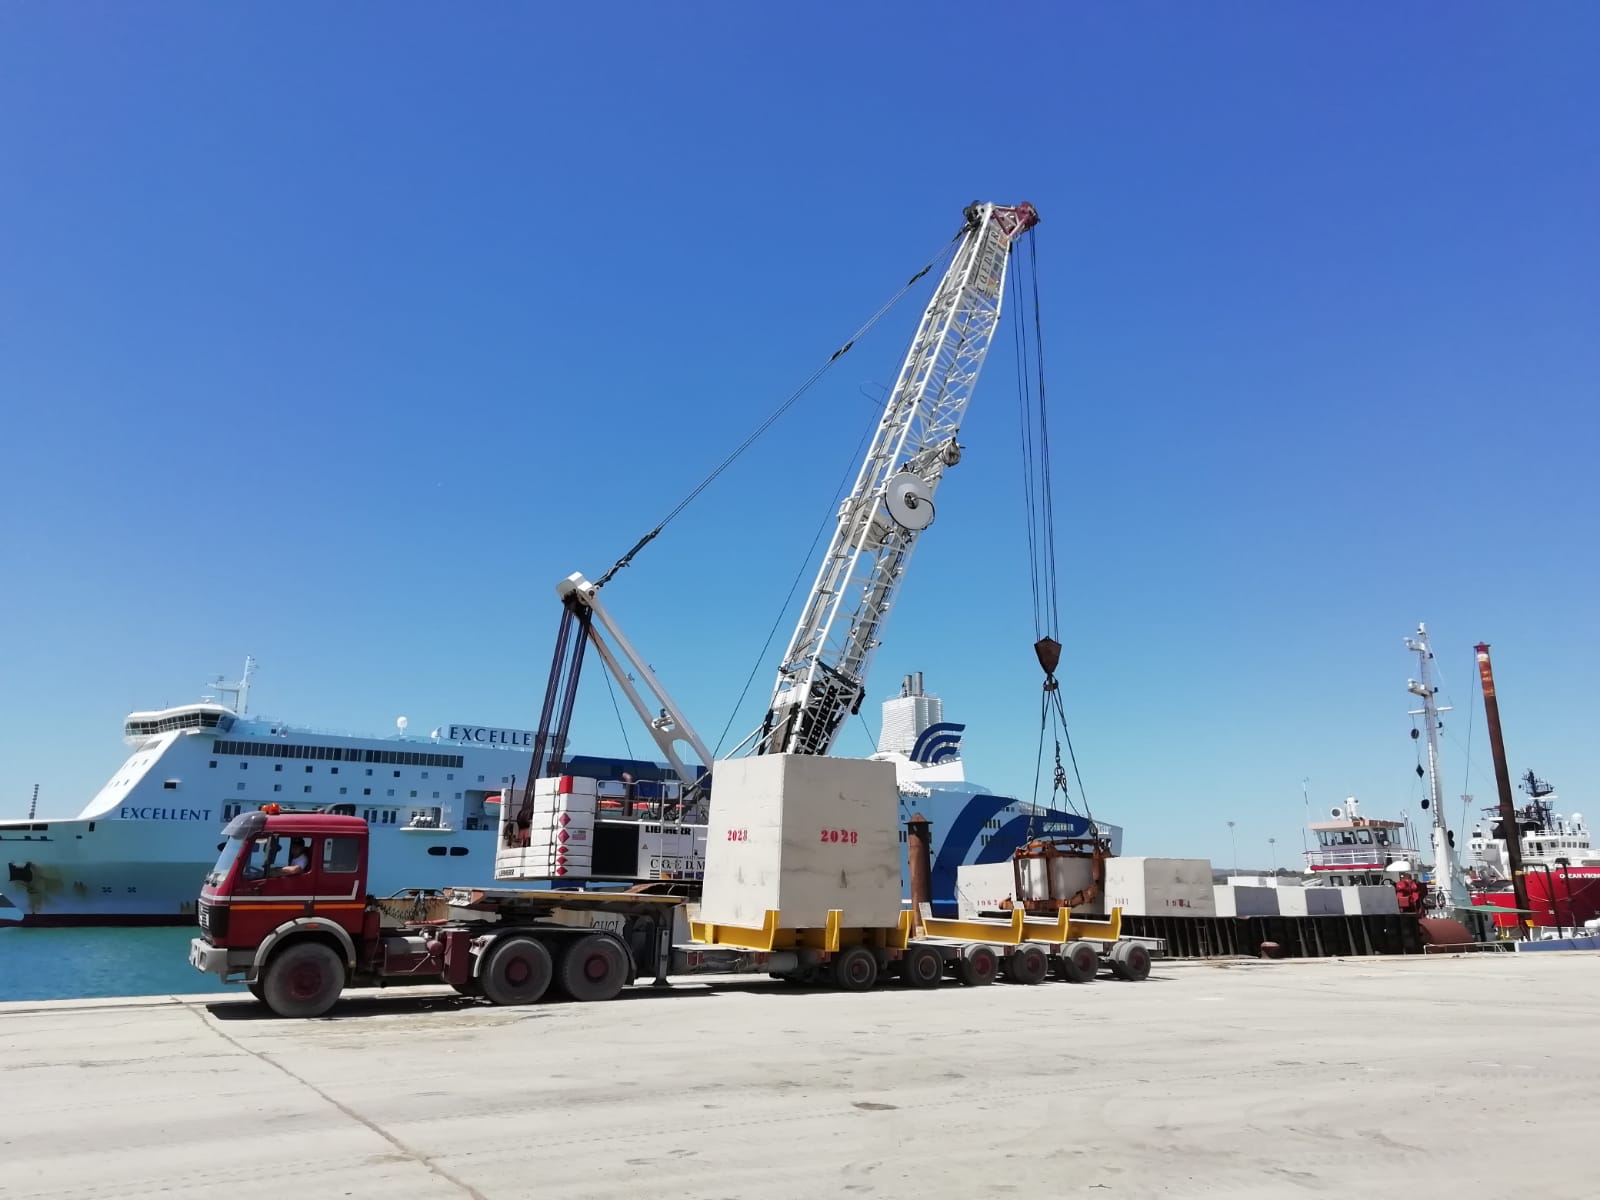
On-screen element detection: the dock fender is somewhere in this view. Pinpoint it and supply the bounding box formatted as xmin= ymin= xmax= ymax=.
xmin=254 ymin=917 xmax=358 ymax=974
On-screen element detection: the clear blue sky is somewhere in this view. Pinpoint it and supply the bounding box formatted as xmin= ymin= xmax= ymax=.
xmin=2 ymin=4 xmax=1596 ymax=868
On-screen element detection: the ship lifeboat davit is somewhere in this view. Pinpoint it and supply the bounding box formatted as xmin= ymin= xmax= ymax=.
xmin=1418 ymin=917 xmax=1474 ymax=948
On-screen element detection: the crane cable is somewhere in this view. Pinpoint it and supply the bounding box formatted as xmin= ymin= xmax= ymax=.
xmin=1013 ymin=232 xmax=1095 ymax=838
xmin=594 ymin=233 xmax=966 ymax=589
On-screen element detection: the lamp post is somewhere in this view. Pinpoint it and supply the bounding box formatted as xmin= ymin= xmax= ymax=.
xmin=1228 ymin=820 xmax=1238 ymax=878
xmin=1267 ymin=836 xmax=1277 ymax=874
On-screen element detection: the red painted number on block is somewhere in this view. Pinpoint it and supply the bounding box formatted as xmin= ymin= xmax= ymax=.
xmin=726 ymin=829 xmax=748 ymax=842
xmin=819 ymin=829 xmax=859 ymax=844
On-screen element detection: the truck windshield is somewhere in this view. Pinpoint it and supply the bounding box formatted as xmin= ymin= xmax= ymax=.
xmin=206 ymin=837 xmax=250 ymax=887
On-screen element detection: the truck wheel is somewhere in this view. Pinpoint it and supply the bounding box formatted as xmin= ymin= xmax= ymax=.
xmin=955 ymin=945 xmax=998 ymax=986
xmin=482 ymin=936 xmax=554 ymax=1006
xmin=1056 ymin=940 xmax=1100 ymax=983
xmin=901 ymin=943 xmax=945 ymax=988
xmin=246 ymin=982 xmax=267 ymax=1005
xmin=261 ymin=941 xmax=346 ymax=1018
xmin=1004 ymin=944 xmax=1049 ymax=985
xmin=557 ymin=934 xmax=629 ymax=1003
xmin=1111 ymin=941 xmax=1152 ymax=982
xmin=449 ymin=978 xmax=482 ymax=998
xmin=832 ymin=945 xmax=878 ymax=992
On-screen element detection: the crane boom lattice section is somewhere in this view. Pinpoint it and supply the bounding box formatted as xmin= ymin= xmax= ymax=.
xmin=760 ymin=201 xmax=1038 ymax=757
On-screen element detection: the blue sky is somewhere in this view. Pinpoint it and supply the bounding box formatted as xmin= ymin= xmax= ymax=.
xmin=2 ymin=4 xmax=1596 ymax=868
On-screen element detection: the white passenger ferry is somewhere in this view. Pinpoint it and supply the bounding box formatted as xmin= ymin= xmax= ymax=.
xmin=1 ymin=662 xmax=1119 ymax=925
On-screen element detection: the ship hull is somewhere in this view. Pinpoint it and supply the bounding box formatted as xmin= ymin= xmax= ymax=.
xmin=5 ymin=792 xmax=1124 ymax=925
xmin=1471 ymin=865 xmax=1600 ymax=929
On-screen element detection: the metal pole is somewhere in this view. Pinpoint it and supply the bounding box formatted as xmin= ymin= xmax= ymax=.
xmin=1474 ymin=642 xmax=1530 ymax=937
xmin=1228 ymin=820 xmax=1238 ymax=878
xmin=906 ymin=813 xmax=933 ymax=934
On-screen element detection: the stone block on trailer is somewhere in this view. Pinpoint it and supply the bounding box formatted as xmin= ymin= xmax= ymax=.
xmin=700 ymin=754 xmax=902 ymax=930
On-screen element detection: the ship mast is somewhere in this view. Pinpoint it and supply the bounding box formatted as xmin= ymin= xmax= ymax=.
xmin=1474 ymin=641 xmax=1531 ymax=934
xmin=1405 ymin=624 xmax=1470 ymax=915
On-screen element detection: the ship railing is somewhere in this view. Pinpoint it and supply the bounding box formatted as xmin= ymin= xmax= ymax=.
xmin=1303 ymin=847 xmax=1417 ymax=869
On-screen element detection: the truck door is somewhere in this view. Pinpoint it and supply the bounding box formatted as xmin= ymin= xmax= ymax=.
xmin=313 ymin=831 xmax=367 ymax=937
xmin=231 ymin=833 xmax=317 ymax=917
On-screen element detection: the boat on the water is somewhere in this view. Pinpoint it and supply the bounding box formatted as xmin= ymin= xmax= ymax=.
xmin=0 ymin=662 xmax=1120 ymax=926
xmin=1467 ymin=773 xmax=1600 ymax=931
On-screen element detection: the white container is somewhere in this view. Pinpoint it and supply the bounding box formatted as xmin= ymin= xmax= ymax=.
xmin=1338 ymin=884 xmax=1399 ymax=916
xmin=1103 ymin=857 xmax=1216 ymax=918
xmin=955 ymin=861 xmax=1018 ymax=919
xmin=1214 ymin=884 xmax=1280 ymax=917
xmin=1277 ymin=886 xmax=1344 ymax=917
xmin=700 ymin=754 xmax=902 ymax=930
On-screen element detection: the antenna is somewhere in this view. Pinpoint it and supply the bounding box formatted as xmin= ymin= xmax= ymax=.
xmin=1300 ymin=778 xmax=1310 ymax=853
xmin=207 ymin=656 xmax=256 ymax=715
xmin=1405 ymin=623 xmax=1468 ymax=915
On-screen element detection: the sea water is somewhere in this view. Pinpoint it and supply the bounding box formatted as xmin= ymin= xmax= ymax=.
xmin=0 ymin=927 xmax=232 ymax=1003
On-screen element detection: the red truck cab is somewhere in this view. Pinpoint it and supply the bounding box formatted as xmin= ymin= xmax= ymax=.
xmin=191 ymin=808 xmax=380 ymax=1013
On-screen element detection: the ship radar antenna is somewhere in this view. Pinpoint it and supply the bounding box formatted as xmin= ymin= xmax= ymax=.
xmin=207 ymin=656 xmax=256 ymax=715
xmin=1518 ymin=769 xmax=1554 ymax=800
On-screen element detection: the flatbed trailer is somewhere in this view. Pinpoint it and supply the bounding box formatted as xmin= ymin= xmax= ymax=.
xmin=189 ymin=813 xmax=1152 ymax=1018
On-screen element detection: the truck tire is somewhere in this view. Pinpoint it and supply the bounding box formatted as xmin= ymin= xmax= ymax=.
xmin=261 ymin=941 xmax=346 ymax=1018
xmin=955 ymin=945 xmax=998 ymax=986
xmin=1056 ymin=940 xmax=1100 ymax=983
xmin=900 ymin=943 xmax=945 ymax=988
xmin=832 ymin=945 xmax=878 ymax=992
xmin=557 ymin=934 xmax=629 ymax=1003
xmin=1111 ymin=940 xmax=1152 ymax=982
xmin=1004 ymin=944 xmax=1049 ymax=985
xmin=481 ymin=936 xmax=554 ymax=1006
xmin=246 ymin=982 xmax=267 ymax=1005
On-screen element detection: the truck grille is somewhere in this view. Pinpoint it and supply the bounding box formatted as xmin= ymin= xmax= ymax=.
xmin=197 ymin=900 xmax=228 ymax=939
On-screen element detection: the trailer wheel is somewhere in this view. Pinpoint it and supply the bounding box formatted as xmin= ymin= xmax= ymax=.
xmin=1056 ymin=940 xmax=1100 ymax=983
xmin=1004 ymin=944 xmax=1049 ymax=985
xmin=901 ymin=943 xmax=945 ymax=988
xmin=481 ymin=936 xmax=554 ymax=1006
xmin=261 ymin=941 xmax=346 ymax=1018
xmin=557 ymin=934 xmax=629 ymax=1003
xmin=955 ymin=945 xmax=998 ymax=986
xmin=1111 ymin=940 xmax=1152 ymax=982
xmin=832 ymin=945 xmax=879 ymax=992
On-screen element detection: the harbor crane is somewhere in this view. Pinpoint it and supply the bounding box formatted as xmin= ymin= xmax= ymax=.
xmin=526 ymin=201 xmax=1040 ymax=797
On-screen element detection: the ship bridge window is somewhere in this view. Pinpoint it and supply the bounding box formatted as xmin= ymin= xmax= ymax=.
xmin=1356 ymin=830 xmax=1372 ymax=844
xmin=124 ymin=710 xmax=227 ymax=737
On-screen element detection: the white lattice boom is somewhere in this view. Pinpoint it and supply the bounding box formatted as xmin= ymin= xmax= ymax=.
xmin=759 ymin=201 xmax=1039 ymax=757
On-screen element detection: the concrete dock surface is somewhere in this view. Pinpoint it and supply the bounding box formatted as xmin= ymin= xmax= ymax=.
xmin=3 ymin=953 xmax=1597 ymax=1199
